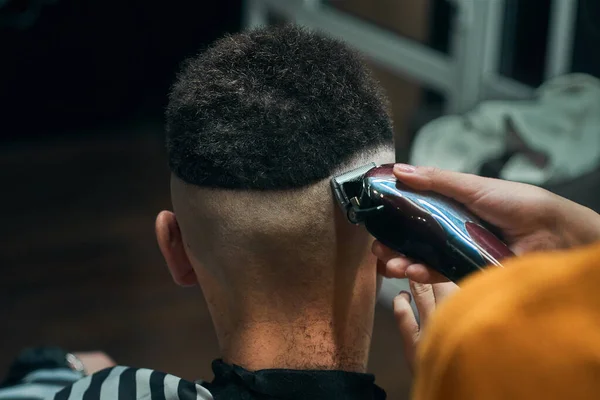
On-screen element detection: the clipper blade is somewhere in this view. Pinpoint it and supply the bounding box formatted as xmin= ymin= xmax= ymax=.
xmin=332 ymin=162 xmax=377 ymax=185
xmin=331 ymin=162 xmax=376 ymax=215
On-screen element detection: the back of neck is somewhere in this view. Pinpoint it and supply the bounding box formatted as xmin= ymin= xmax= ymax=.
xmin=221 ymin=313 xmax=373 ymax=372
xmin=199 ymin=265 xmax=378 ymax=372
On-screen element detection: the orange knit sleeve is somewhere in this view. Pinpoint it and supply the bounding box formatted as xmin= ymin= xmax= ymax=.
xmin=412 ymin=242 xmax=600 ymax=400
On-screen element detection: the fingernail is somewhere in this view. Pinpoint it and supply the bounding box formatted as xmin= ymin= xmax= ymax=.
xmin=394 ymin=163 xmax=416 ymax=174
xmin=399 ymin=290 xmax=412 ymax=303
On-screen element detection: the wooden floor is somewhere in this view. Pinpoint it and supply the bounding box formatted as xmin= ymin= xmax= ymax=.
xmin=0 ymin=119 xmax=411 ymax=398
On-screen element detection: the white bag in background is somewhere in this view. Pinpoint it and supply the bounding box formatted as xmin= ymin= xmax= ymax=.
xmin=410 ymin=74 xmax=600 ymax=185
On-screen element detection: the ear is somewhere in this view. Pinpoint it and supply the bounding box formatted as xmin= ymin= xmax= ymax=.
xmin=155 ymin=211 xmax=198 ymax=287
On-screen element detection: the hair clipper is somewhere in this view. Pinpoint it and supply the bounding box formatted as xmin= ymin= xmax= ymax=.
xmin=331 ymin=163 xmax=514 ymax=283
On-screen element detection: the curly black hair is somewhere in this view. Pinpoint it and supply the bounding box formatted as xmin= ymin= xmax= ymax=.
xmin=166 ymin=24 xmax=393 ymax=190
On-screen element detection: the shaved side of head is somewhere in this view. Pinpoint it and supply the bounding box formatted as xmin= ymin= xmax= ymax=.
xmin=173 ymin=148 xmax=390 ymax=272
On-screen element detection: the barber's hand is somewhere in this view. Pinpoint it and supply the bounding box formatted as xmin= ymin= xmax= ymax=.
xmin=374 ymin=164 xmax=600 ymax=283
xmin=394 ymin=280 xmax=458 ymax=372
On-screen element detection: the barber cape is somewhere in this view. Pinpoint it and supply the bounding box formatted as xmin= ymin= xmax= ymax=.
xmin=49 ymin=360 xmax=386 ymax=400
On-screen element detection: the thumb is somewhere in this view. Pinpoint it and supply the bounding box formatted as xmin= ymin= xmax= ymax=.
xmin=392 ymin=164 xmax=495 ymax=206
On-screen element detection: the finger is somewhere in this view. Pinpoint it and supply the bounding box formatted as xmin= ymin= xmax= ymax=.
xmin=372 ymin=241 xmax=404 ymax=263
xmin=393 ymin=291 xmax=419 ymax=372
xmin=405 ymin=264 xmax=450 ymax=284
xmin=432 ymin=281 xmax=460 ymax=303
xmin=409 ymin=280 xmax=436 ymax=329
xmin=393 ymin=164 xmax=492 ymax=206
xmin=373 ymin=240 xmax=449 ymax=282
xmin=377 ymin=258 xmax=412 ymax=279
xmin=372 ymin=241 xmax=414 ymax=279
xmin=383 ymin=257 xmax=414 ymax=279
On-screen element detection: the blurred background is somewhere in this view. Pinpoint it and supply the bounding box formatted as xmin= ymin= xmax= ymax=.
xmin=2 ymin=1 xmax=600 ymax=399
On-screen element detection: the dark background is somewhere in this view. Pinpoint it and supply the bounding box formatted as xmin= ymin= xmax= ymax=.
xmin=0 ymin=0 xmax=241 ymax=139
xmin=0 ymin=1 xmax=412 ymax=398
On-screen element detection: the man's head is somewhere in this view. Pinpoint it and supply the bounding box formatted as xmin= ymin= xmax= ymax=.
xmin=156 ymin=25 xmax=394 ymax=353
